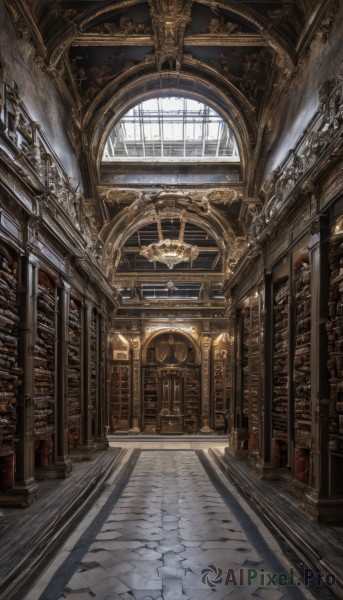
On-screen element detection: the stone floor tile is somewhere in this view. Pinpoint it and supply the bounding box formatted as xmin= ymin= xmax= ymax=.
xmin=90 ymin=593 xmax=123 ymax=600
xmin=181 ymin=541 xmax=202 ymax=548
xmin=130 ymin=559 xmax=163 ymax=578
xmin=201 ymin=541 xmax=252 ymax=549
xmin=59 ymin=592 xmax=93 ymax=599
xmin=27 ymin=451 xmax=311 ymax=600
xmin=253 ymin=588 xmax=285 ymax=600
xmin=90 ymin=549 xmax=141 ymax=566
xmin=90 ymin=575 xmax=132 ymax=595
xmin=163 ymin=551 xmax=184 ymax=567
xmin=67 ymin=566 xmax=108 ymax=590
xmin=117 ymin=571 xmax=163 ymax=590
xmin=155 ymin=543 xmax=185 ymax=553
xmin=134 ymin=548 xmax=163 ymax=560
xmin=130 ymin=592 xmax=163 ymax=600
xmin=122 ymin=531 xmax=166 ymax=542
xmin=162 ymin=577 xmax=184 ymax=600
xmin=95 ymin=531 xmax=123 ymax=540
xmin=90 ymin=540 xmax=144 ymax=550
xmin=158 ymin=565 xmax=185 ymax=578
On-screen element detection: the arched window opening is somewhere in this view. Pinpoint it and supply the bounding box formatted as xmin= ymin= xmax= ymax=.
xmin=102 ymin=97 xmax=240 ymax=162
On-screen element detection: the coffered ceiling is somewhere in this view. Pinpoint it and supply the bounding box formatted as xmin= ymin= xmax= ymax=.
xmin=4 ymin=0 xmax=334 ymax=315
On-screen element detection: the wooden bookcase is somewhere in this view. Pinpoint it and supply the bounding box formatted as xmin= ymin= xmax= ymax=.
xmin=293 ymin=259 xmax=311 ymax=484
xmin=249 ymin=299 xmax=260 ymax=452
xmin=34 ymin=272 xmax=55 ymax=467
xmin=0 ymin=245 xmax=19 ymax=490
xmin=184 ymin=368 xmax=200 ymax=434
xmin=327 ymin=228 xmax=343 ymax=495
xmin=272 ymin=277 xmax=289 ymax=467
xmin=109 ymin=361 xmax=130 ymax=431
xmin=90 ymin=310 xmax=97 ymax=437
xmin=67 ymin=298 xmax=82 ymax=451
xmin=142 ymin=366 xmax=158 ymax=432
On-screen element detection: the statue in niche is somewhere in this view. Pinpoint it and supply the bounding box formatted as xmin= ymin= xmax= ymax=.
xmin=91 ymin=14 xmax=152 ymax=35
xmin=202 ymin=16 xmax=241 ymax=35
xmin=238 ymin=50 xmax=268 ymax=102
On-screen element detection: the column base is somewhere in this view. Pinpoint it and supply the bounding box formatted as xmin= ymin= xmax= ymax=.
xmin=0 ymin=478 xmax=39 ymax=508
xmin=199 ymin=418 xmax=213 ymax=434
xmin=299 ymin=490 xmax=343 ymax=523
xmin=77 ymin=443 xmax=97 ymax=461
xmin=94 ymin=437 xmax=109 ymax=450
xmin=225 ymin=446 xmax=248 ymax=460
xmin=35 ymin=456 xmax=73 ymax=479
xmin=227 ymin=428 xmax=248 ymax=459
xmin=130 ymin=418 xmax=141 ymax=435
xmin=129 ymin=427 xmax=141 ymax=435
xmin=253 ymin=460 xmax=291 ymax=481
xmin=199 ymin=426 xmax=214 ymax=435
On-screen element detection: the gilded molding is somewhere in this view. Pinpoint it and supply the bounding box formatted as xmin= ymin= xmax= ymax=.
xmin=249 ymin=72 xmax=343 ymax=246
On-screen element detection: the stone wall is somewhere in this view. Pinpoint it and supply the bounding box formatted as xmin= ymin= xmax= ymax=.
xmin=264 ymin=1 xmax=343 ymax=179
xmin=0 ymin=2 xmax=83 ymax=187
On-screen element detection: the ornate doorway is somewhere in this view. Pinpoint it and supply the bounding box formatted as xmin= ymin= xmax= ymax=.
xmin=142 ymin=332 xmax=200 ymax=434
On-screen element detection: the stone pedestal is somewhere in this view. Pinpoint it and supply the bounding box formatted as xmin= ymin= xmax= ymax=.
xmin=253 ymin=460 xmax=291 ymax=481
xmin=129 ymin=417 xmax=141 ymax=435
xmin=36 ymin=457 xmax=73 ymax=479
xmin=199 ymin=418 xmax=213 ymax=435
xmin=227 ymin=427 xmax=248 ymax=459
xmin=299 ymin=490 xmax=343 ymax=523
xmin=0 ymin=479 xmax=39 ymax=508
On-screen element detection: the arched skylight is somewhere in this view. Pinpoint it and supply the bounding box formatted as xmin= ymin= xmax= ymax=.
xmin=102 ymin=97 xmax=240 ymax=162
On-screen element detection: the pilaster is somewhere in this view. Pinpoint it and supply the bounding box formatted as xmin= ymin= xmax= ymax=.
xmin=229 ymin=309 xmax=248 ymax=457
xmin=94 ymin=312 xmax=109 ymax=449
xmin=300 ymin=215 xmax=342 ymax=519
xmin=4 ymin=253 xmax=39 ymax=506
xmin=80 ymin=301 xmax=96 ymax=459
xmin=130 ymin=336 xmax=141 ymax=433
xmin=200 ymin=334 xmax=213 ymax=433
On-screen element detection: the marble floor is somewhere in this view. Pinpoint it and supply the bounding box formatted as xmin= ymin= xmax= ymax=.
xmin=24 ymin=447 xmax=315 ymax=600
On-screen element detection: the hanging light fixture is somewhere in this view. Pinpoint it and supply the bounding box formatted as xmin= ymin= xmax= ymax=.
xmin=140 ymin=210 xmax=199 ymax=270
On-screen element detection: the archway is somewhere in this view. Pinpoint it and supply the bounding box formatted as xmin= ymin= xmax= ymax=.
xmin=143 ymin=332 xmax=201 ymax=434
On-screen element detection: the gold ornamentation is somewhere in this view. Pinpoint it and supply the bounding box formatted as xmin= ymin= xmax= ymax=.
xmin=140 ymin=210 xmax=199 ymax=269
xmin=207 ymin=189 xmax=238 ymax=204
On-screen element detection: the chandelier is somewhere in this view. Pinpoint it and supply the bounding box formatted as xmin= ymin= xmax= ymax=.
xmin=140 ymin=211 xmax=199 ymax=269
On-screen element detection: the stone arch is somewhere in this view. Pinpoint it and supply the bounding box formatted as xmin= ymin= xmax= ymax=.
xmin=142 ymin=330 xmax=201 ymax=365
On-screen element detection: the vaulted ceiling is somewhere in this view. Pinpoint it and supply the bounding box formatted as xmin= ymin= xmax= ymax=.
xmin=4 ymin=0 xmax=333 ymax=315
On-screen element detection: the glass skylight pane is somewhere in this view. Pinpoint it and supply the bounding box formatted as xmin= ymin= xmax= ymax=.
xmin=102 ymin=96 xmax=240 ymax=161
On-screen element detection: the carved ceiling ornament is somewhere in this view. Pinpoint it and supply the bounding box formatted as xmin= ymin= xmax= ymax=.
xmin=207 ymin=188 xmax=238 ymax=204
xmin=101 ymin=191 xmax=236 ymax=278
xmin=225 ymin=238 xmax=246 ymax=276
xmin=148 ymin=0 xmax=193 ymax=71
xmin=314 ymin=0 xmax=340 ymax=43
xmin=104 ymin=189 xmax=141 ymax=204
xmin=200 ymin=15 xmax=242 ymax=36
xmin=248 ymin=72 xmax=343 ymax=245
xmin=88 ymin=13 xmax=152 ymax=36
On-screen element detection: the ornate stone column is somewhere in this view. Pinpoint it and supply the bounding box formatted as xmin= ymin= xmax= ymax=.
xmin=200 ymin=334 xmax=213 ymax=433
xmin=54 ymin=279 xmax=72 ymax=476
xmin=95 ymin=311 xmax=108 ymax=448
xmin=228 ymin=309 xmax=248 ymax=457
xmin=81 ymin=300 xmax=95 ymax=458
xmin=130 ymin=336 xmax=141 ymax=433
xmin=304 ymin=216 xmax=341 ymax=519
xmin=11 ymin=253 xmax=39 ymax=506
xmin=255 ymin=271 xmax=274 ymax=475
